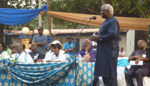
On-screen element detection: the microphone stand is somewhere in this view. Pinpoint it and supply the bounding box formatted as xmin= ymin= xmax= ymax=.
xmin=64 ymin=19 xmax=92 ymax=86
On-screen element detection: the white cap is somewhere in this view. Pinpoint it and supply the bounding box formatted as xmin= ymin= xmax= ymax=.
xmin=51 ymin=40 xmax=61 ymax=45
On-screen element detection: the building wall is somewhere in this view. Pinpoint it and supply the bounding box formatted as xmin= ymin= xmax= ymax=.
xmin=126 ymin=30 xmax=135 ymax=57
xmin=12 ymin=38 xmax=21 ymax=45
xmin=119 ymin=35 xmax=126 ymax=51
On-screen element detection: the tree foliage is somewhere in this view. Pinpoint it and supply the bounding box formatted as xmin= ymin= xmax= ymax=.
xmin=0 ymin=0 xmax=150 ymax=41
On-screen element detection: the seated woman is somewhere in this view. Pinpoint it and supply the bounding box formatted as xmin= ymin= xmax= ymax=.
xmin=0 ymin=41 xmax=8 ymax=56
xmin=37 ymin=40 xmax=67 ymax=62
xmin=76 ymin=39 xmax=96 ymax=62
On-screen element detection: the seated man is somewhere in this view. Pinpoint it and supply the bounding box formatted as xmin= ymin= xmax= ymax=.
xmin=29 ymin=42 xmax=44 ymax=62
xmin=125 ymin=39 xmax=149 ymax=86
xmin=37 ymin=40 xmax=67 ymax=62
xmin=11 ymin=43 xmax=34 ymax=63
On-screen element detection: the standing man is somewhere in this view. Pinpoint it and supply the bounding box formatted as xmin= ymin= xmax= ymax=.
xmin=91 ymin=4 xmax=120 ymax=86
xmin=63 ymin=36 xmax=75 ymax=57
xmin=33 ymin=26 xmax=47 ymax=56
xmin=29 ymin=42 xmax=44 ymax=62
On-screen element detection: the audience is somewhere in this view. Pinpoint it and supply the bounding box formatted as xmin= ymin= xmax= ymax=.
xmin=11 ymin=43 xmax=34 ymax=63
xmin=125 ymin=39 xmax=149 ymax=86
xmin=37 ymin=40 xmax=67 ymax=62
xmin=0 ymin=41 xmax=8 ymax=55
xmin=63 ymin=36 xmax=75 ymax=57
xmin=29 ymin=42 xmax=44 ymax=62
xmin=118 ymin=47 xmax=126 ymax=57
xmin=76 ymin=39 xmax=96 ymax=62
xmin=10 ymin=46 xmax=17 ymax=55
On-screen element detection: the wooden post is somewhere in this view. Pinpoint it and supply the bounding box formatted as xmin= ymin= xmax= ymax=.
xmin=46 ymin=0 xmax=52 ymax=36
xmin=146 ymin=25 xmax=150 ymax=76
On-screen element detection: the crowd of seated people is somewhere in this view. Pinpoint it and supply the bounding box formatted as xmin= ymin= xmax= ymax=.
xmin=0 ymin=37 xmax=97 ymax=64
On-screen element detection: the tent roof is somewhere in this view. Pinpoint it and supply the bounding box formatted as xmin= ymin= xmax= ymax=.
xmin=41 ymin=11 xmax=150 ymax=31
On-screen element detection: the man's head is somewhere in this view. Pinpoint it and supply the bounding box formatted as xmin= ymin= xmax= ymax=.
xmin=100 ymin=4 xmax=113 ymax=19
xmin=37 ymin=26 xmax=43 ymax=35
xmin=11 ymin=46 xmax=17 ymax=54
xmin=137 ymin=40 xmax=146 ymax=49
xmin=31 ymin=42 xmax=37 ymax=52
xmin=15 ymin=43 xmax=23 ymax=53
xmin=67 ymin=36 xmax=72 ymax=43
xmin=120 ymin=47 xmax=124 ymax=52
xmin=9 ymin=44 xmax=13 ymax=49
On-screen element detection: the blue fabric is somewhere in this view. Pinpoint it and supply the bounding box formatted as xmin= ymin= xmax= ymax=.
xmin=63 ymin=41 xmax=75 ymax=57
xmin=0 ymin=56 xmax=75 ymax=86
xmin=117 ymin=59 xmax=129 ymax=66
xmin=0 ymin=4 xmax=47 ymax=25
xmin=76 ymin=60 xmax=95 ymax=86
xmin=0 ymin=57 xmax=129 ymax=86
xmin=33 ymin=34 xmax=47 ymax=55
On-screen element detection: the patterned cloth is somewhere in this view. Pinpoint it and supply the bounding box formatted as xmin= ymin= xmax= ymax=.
xmin=0 ymin=56 xmax=75 ymax=86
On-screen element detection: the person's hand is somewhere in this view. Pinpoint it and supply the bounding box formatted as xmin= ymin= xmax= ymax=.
xmin=135 ymin=58 xmax=141 ymax=64
xmin=91 ymin=35 xmax=99 ymax=41
xmin=37 ymin=59 xmax=43 ymax=62
xmin=46 ymin=60 xmax=51 ymax=62
xmin=84 ymin=53 xmax=91 ymax=62
xmin=134 ymin=55 xmax=142 ymax=59
xmin=118 ymin=54 xmax=123 ymax=57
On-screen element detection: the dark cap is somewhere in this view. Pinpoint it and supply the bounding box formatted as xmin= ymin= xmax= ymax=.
xmin=37 ymin=26 xmax=43 ymax=30
xmin=67 ymin=36 xmax=71 ymax=39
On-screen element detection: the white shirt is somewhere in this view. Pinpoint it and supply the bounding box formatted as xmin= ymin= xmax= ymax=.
xmin=44 ymin=50 xmax=67 ymax=62
xmin=1 ymin=51 xmax=8 ymax=56
xmin=119 ymin=51 xmax=126 ymax=57
xmin=12 ymin=52 xmax=34 ymax=63
xmin=25 ymin=49 xmax=31 ymax=53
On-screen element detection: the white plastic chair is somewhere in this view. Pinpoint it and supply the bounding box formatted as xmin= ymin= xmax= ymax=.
xmin=98 ymin=66 xmax=126 ymax=86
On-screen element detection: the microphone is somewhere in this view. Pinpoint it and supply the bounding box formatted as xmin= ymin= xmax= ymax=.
xmin=86 ymin=16 xmax=97 ymax=20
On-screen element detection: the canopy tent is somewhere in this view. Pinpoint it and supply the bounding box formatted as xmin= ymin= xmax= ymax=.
xmin=0 ymin=5 xmax=47 ymax=25
xmin=41 ymin=11 xmax=150 ymax=31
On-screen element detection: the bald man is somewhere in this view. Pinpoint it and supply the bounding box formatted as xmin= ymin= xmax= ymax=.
xmin=11 ymin=43 xmax=34 ymax=63
xmin=29 ymin=42 xmax=44 ymax=62
xmin=125 ymin=40 xmax=149 ymax=86
xmin=91 ymin=4 xmax=120 ymax=86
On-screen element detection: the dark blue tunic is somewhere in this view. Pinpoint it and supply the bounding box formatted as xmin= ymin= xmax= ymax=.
xmin=94 ymin=16 xmax=120 ymax=78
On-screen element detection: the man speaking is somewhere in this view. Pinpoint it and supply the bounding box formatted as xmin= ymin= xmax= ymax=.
xmin=91 ymin=4 xmax=120 ymax=86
